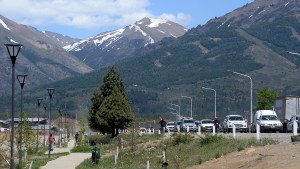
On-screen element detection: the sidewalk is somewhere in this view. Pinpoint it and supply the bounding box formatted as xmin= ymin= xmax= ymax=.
xmin=41 ymin=139 xmax=91 ymax=169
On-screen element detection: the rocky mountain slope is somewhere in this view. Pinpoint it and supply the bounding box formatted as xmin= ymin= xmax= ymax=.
xmin=64 ymin=17 xmax=187 ymax=69
xmin=0 ymin=15 xmax=93 ymax=95
xmin=43 ymin=30 xmax=81 ymax=47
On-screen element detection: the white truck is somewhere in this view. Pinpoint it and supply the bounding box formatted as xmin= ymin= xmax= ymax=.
xmin=274 ymin=96 xmax=300 ymax=132
xmin=251 ymin=110 xmax=282 ymax=133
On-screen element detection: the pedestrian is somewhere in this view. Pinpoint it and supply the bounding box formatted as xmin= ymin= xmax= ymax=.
xmin=48 ymin=133 xmax=56 ymax=151
xmin=75 ymin=132 xmax=79 ymax=146
xmin=159 ymin=117 xmax=166 ymax=135
xmin=213 ymin=117 xmax=220 ymax=132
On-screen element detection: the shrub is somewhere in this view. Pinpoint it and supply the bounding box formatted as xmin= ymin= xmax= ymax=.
xmin=199 ymin=134 xmax=224 ymax=146
xmin=171 ymin=133 xmax=194 ymax=146
xmin=87 ymin=135 xmax=112 ymax=146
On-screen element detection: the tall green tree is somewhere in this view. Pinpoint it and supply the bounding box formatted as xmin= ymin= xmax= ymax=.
xmin=256 ymin=87 xmax=279 ymax=110
xmin=88 ymin=66 xmax=134 ymax=137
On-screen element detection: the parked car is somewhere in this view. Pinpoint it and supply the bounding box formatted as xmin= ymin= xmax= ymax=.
xmin=287 ymin=115 xmax=300 ymax=133
xmin=180 ymin=118 xmax=197 ymax=132
xmin=166 ymin=121 xmax=176 ymax=132
xmin=199 ymin=119 xmax=214 ymax=132
xmin=174 ymin=121 xmax=182 ymax=132
xmin=222 ymin=115 xmax=248 ymax=133
xmin=251 ymin=110 xmax=283 ymax=133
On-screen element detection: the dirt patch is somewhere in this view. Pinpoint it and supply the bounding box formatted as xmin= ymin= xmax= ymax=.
xmin=187 ymin=143 xmax=300 ymax=169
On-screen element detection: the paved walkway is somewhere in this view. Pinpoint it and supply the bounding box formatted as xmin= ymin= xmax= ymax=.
xmin=41 ymin=139 xmax=91 ymax=169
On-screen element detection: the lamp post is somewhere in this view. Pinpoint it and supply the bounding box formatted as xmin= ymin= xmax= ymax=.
xmin=43 ymin=103 xmax=47 ymax=146
xmin=58 ymin=108 xmax=62 ymax=148
xmin=47 ymin=88 xmax=55 ymax=159
xmin=170 ymin=103 xmax=180 ymax=118
xmin=64 ymin=112 xmax=67 ymax=141
xmin=36 ymin=98 xmax=43 ymax=152
xmin=16 ymin=74 xmax=27 ymax=167
xmin=182 ymin=96 xmax=192 ymax=118
xmin=202 ymin=87 xmax=217 ymax=118
xmin=6 ymin=44 xmax=22 ymax=169
xmin=232 ymin=71 xmax=253 ymax=124
xmin=168 ymin=107 xmax=179 ymax=121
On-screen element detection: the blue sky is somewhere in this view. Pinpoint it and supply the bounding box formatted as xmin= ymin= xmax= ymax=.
xmin=0 ymin=0 xmax=253 ymax=39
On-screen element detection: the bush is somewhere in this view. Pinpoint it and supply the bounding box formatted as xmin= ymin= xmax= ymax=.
xmin=171 ymin=133 xmax=194 ymax=146
xmin=87 ymin=135 xmax=112 ymax=146
xmin=71 ymin=145 xmax=93 ymax=153
xmin=199 ymin=134 xmax=224 ymax=146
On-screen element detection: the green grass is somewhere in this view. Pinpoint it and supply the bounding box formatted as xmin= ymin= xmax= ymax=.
xmin=22 ymin=152 xmax=70 ymax=169
xmin=76 ymin=133 xmax=277 ymax=169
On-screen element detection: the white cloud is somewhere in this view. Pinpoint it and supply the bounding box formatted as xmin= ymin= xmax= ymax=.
xmin=0 ymin=0 xmax=191 ymax=29
xmin=158 ymin=13 xmax=192 ymax=26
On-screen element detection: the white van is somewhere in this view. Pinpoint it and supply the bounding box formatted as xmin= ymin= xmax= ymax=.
xmin=251 ymin=110 xmax=283 ymax=133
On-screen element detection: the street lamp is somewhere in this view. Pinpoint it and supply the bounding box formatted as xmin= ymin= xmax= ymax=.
xmin=43 ymin=103 xmax=47 ymax=146
xmin=232 ymin=71 xmax=253 ymax=124
xmin=168 ymin=107 xmax=179 ymax=121
xmin=6 ymin=43 xmax=22 ymax=169
xmin=182 ymin=96 xmax=193 ymax=118
xmin=58 ymin=108 xmax=62 ymax=148
xmin=47 ymin=88 xmax=55 ymax=159
xmin=16 ymin=74 xmax=27 ymax=167
xmin=36 ymin=98 xmax=43 ymax=152
xmin=202 ymin=87 xmax=217 ymax=118
xmin=170 ymin=103 xmax=180 ymax=118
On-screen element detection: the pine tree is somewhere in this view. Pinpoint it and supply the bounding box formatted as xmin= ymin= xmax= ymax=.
xmin=88 ymin=66 xmax=134 ymax=137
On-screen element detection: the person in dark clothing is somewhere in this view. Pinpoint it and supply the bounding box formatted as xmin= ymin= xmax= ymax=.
xmin=75 ymin=132 xmax=79 ymax=145
xmin=213 ymin=118 xmax=220 ymax=132
xmin=159 ymin=117 xmax=167 ymax=134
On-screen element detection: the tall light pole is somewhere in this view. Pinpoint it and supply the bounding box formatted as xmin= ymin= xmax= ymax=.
xmin=170 ymin=103 xmax=180 ymax=118
xmin=182 ymin=96 xmax=192 ymax=118
xmin=232 ymin=71 xmax=253 ymax=124
xmin=36 ymin=98 xmax=43 ymax=152
xmin=58 ymin=108 xmax=62 ymax=148
xmin=47 ymin=88 xmax=55 ymax=159
xmin=202 ymin=87 xmax=217 ymax=118
xmin=6 ymin=44 xmax=22 ymax=169
xmin=16 ymin=74 xmax=27 ymax=167
xmin=43 ymin=103 xmax=47 ymax=147
xmin=168 ymin=107 xmax=179 ymax=121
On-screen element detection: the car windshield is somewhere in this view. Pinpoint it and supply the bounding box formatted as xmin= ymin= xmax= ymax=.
xmin=167 ymin=123 xmax=175 ymax=126
xmin=201 ymin=120 xmax=213 ymax=124
xmin=261 ymin=115 xmax=278 ymax=120
xmin=229 ymin=116 xmax=243 ymax=121
xmin=183 ymin=120 xmax=194 ymax=123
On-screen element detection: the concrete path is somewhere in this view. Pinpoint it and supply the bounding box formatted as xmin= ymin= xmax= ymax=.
xmin=41 ymin=139 xmax=91 ymax=169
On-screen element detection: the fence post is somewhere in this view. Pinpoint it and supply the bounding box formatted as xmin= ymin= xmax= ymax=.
xmin=293 ymin=120 xmax=298 ymax=136
xmin=256 ymin=123 xmax=260 ymax=141
xmin=232 ymin=124 xmax=236 ymax=138
xmin=212 ymin=125 xmax=215 ymax=135
xmin=147 ymin=160 xmax=150 ymax=169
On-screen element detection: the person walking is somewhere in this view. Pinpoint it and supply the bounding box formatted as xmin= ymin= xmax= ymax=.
xmin=48 ymin=133 xmax=56 ymax=151
xmin=159 ymin=117 xmax=166 ymax=135
xmin=75 ymin=132 xmax=79 ymax=146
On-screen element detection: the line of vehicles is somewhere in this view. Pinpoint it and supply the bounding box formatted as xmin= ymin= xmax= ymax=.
xmin=166 ymin=110 xmax=299 ymax=133
xmin=165 ymin=96 xmax=300 ymax=133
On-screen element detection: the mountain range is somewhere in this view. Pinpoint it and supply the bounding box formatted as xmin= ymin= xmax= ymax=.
xmin=64 ymin=17 xmax=187 ymax=69
xmin=0 ymin=16 xmax=185 ymax=96
xmin=0 ymin=0 xmax=300 ymax=120
xmin=0 ymin=15 xmax=92 ymax=94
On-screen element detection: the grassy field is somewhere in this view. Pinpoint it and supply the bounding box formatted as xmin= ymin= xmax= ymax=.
xmin=76 ymin=133 xmax=277 ymax=169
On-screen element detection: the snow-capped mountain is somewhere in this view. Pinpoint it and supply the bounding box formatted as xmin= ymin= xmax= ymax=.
xmin=43 ymin=30 xmax=81 ymax=47
xmin=64 ymin=17 xmax=187 ymax=69
xmin=0 ymin=15 xmax=92 ymax=95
